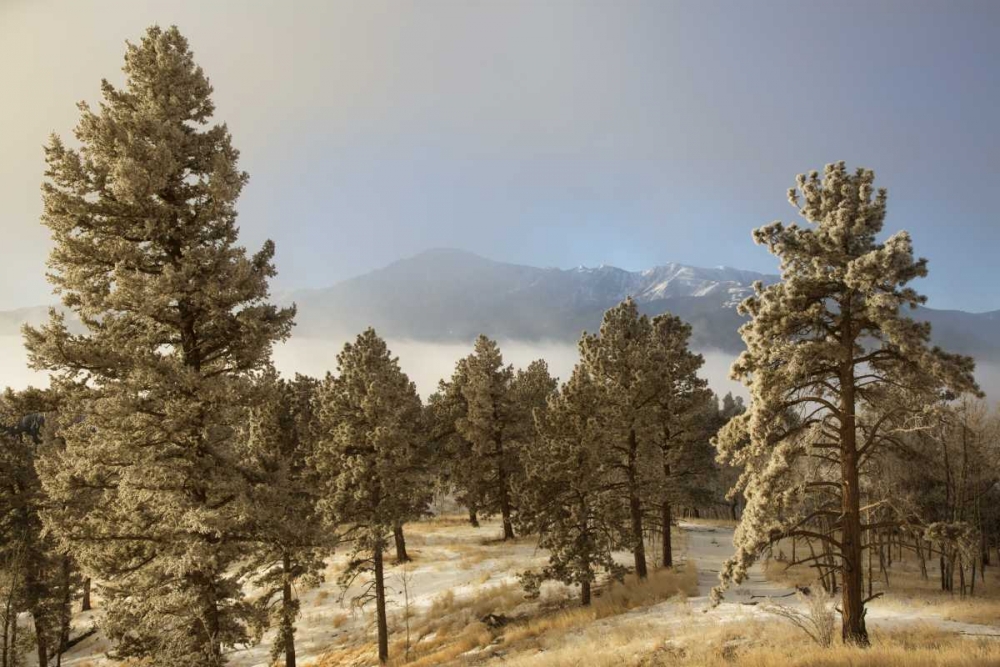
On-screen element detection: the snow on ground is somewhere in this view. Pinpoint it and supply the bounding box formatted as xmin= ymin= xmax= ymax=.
xmin=46 ymin=519 xmax=1000 ymax=666
xmin=619 ymin=522 xmax=1000 ymax=635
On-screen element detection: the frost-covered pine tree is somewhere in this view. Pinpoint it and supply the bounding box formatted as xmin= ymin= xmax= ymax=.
xmin=427 ymin=357 xmax=484 ymax=526
xmin=0 ymin=388 xmax=75 ymax=667
xmin=517 ymin=367 xmax=626 ymax=605
xmin=240 ymin=371 xmax=327 ymax=667
xmin=311 ymin=329 xmax=424 ymax=665
xmin=579 ymin=299 xmax=670 ymax=579
xmin=457 ymin=336 xmax=519 ymax=539
xmin=713 ymin=162 xmax=978 ymax=644
xmin=23 ymin=26 xmax=294 ymax=664
xmin=432 ymin=339 xmax=554 ymax=539
xmin=647 ymin=314 xmax=712 ymax=567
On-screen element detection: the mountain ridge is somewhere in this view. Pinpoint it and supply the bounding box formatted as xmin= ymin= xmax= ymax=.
xmin=3 ymin=249 xmax=999 ymax=364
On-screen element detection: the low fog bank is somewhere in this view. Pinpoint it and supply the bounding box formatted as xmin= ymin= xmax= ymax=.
xmin=5 ymin=335 xmax=1000 ymax=407
xmin=0 ymin=335 xmax=48 ymax=390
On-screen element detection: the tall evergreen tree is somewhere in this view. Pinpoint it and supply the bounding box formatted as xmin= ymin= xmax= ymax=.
xmin=517 ymin=367 xmax=626 ymax=605
xmin=0 ymin=389 xmax=80 ymax=667
xmin=707 ymin=392 xmax=748 ymax=522
xmin=240 ymin=372 xmax=327 ymax=667
xmin=447 ymin=336 xmax=556 ymax=540
xmin=713 ymin=162 xmax=979 ymax=644
xmin=647 ymin=314 xmax=712 ymax=567
xmin=579 ymin=299 xmax=669 ymax=579
xmin=23 ymin=26 xmax=294 ymax=665
xmin=457 ymin=336 xmax=518 ymax=539
xmin=427 ymin=357 xmax=483 ymax=527
xmin=311 ymin=329 xmax=424 ymax=665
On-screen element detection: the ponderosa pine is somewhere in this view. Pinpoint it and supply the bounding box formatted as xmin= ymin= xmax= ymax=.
xmin=427 ymin=357 xmax=483 ymax=527
xmin=457 ymin=336 xmax=519 ymax=539
xmin=0 ymin=389 xmax=73 ymax=667
xmin=241 ymin=371 xmax=327 ymax=667
xmin=647 ymin=314 xmax=712 ymax=567
xmin=579 ymin=299 xmax=666 ymax=579
xmin=518 ymin=367 xmax=626 ymax=605
xmin=713 ymin=162 xmax=979 ymax=645
xmin=311 ymin=329 xmax=424 ymax=665
xmin=24 ymin=26 xmax=294 ymax=665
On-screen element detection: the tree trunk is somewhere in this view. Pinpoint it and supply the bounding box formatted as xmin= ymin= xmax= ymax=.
xmin=916 ymin=538 xmax=928 ymax=580
xmin=8 ymin=614 xmax=16 ymax=667
xmin=81 ymin=578 xmax=91 ymax=612
xmin=839 ymin=325 xmax=869 ymax=646
xmin=57 ymin=556 xmax=72 ymax=666
xmin=191 ymin=570 xmax=223 ymax=664
xmin=627 ymin=428 xmax=647 ymax=579
xmin=661 ymin=501 xmax=673 ymax=568
xmin=468 ymin=507 xmax=479 ymax=528
xmin=500 ymin=496 xmax=514 ymax=540
xmin=867 ymin=530 xmax=873 ymax=600
xmin=497 ymin=435 xmax=515 ymax=540
xmin=282 ymin=553 xmax=296 ymax=667
xmin=34 ymin=615 xmax=48 ymax=667
xmin=393 ymin=524 xmax=411 ymax=563
xmin=581 ymin=579 xmax=591 ymax=606
xmin=374 ymin=542 xmax=389 ymax=664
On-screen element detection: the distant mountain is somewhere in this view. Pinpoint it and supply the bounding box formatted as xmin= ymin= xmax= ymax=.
xmin=281 ymin=248 xmax=775 ymax=350
xmin=4 ymin=248 xmax=1000 ymax=364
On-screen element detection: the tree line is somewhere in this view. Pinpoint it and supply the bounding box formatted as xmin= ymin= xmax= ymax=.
xmin=1 ymin=24 xmax=997 ymax=667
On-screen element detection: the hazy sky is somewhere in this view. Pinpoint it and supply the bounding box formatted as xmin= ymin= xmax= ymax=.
xmin=2 ymin=0 xmax=998 ymax=311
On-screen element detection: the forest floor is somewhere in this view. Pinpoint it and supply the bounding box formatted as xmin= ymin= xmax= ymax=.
xmin=48 ymin=518 xmax=1000 ymax=667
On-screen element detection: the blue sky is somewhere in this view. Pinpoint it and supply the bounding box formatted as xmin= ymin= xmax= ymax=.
xmin=1 ymin=0 xmax=998 ymax=311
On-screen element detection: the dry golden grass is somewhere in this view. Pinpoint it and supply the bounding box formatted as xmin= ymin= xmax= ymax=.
xmin=935 ymin=598 xmax=1000 ymax=626
xmin=313 ymin=563 xmax=699 ymax=667
xmin=387 ymin=622 xmax=493 ymax=667
xmin=763 ymin=539 xmax=1000 ymax=627
xmin=314 ymin=582 xmax=520 ymax=667
xmin=501 ymin=619 xmax=1000 ymax=667
xmin=406 ymin=514 xmax=476 ymax=530
xmin=501 ymin=565 xmax=697 ymax=650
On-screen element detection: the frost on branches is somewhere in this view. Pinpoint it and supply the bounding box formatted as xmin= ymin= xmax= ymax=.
xmin=23 ymin=26 xmax=294 ymax=666
xmin=712 ymin=163 xmax=978 ymax=644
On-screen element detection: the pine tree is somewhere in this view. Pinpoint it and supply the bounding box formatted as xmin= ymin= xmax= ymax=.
xmin=311 ymin=329 xmax=424 ymax=665
xmin=240 ymin=372 xmax=327 ymax=667
xmin=578 ymin=299 xmax=669 ymax=579
xmin=457 ymin=336 xmax=518 ymax=539
xmin=508 ymin=358 xmax=558 ymax=500
xmin=647 ymin=314 xmax=712 ymax=567
xmin=0 ymin=389 xmax=77 ymax=667
xmin=517 ymin=367 xmax=626 ymax=605
xmin=428 ymin=357 xmax=484 ymax=527
xmin=446 ymin=336 xmax=556 ymax=540
xmin=391 ymin=388 xmax=437 ymax=565
xmin=713 ymin=162 xmax=979 ymax=644
xmin=712 ymin=393 xmax=747 ymax=522
xmin=23 ymin=26 xmax=294 ymax=665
